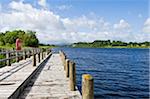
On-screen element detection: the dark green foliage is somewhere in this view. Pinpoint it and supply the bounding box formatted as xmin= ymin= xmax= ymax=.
xmin=111 ymin=41 xmax=127 ymax=46
xmin=72 ymin=40 xmax=150 ymax=48
xmin=24 ymin=31 xmax=39 ymax=47
xmin=0 ymin=30 xmax=39 ymax=47
xmin=0 ymin=33 xmax=5 ymax=46
xmin=0 ymin=54 xmax=6 ymax=68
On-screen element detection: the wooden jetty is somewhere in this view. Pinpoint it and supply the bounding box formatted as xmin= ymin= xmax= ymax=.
xmin=0 ymin=48 xmax=94 ymax=99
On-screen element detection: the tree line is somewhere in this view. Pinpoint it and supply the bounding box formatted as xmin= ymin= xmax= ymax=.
xmin=0 ymin=30 xmax=39 ymax=47
xmin=72 ymin=40 xmax=150 ymax=48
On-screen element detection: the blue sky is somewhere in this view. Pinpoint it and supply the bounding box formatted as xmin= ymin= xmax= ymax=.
xmin=0 ymin=0 xmax=149 ymax=44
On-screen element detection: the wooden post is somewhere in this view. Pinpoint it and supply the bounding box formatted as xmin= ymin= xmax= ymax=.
xmin=38 ymin=52 xmax=40 ymax=63
xmin=45 ymin=48 xmax=47 ymax=57
xmin=43 ymin=48 xmax=45 ymax=58
xmin=47 ymin=49 xmax=50 ymax=55
xmin=69 ymin=61 xmax=76 ymax=91
xmin=65 ymin=59 xmax=69 ymax=78
xmin=6 ymin=51 xmax=11 ymax=66
xmin=16 ymin=51 xmax=19 ymax=62
xmin=47 ymin=49 xmax=49 ymax=55
xmin=82 ymin=74 xmax=94 ymax=99
xmin=46 ymin=49 xmax=49 ymax=55
xmin=28 ymin=50 xmax=30 ymax=58
xmin=42 ymin=49 xmax=44 ymax=60
xmin=27 ymin=50 xmax=29 ymax=58
xmin=64 ymin=55 xmax=66 ymax=70
xmin=23 ymin=50 xmax=26 ymax=60
xmin=49 ymin=49 xmax=51 ymax=54
xmin=30 ymin=50 xmax=32 ymax=57
xmin=20 ymin=51 xmax=23 ymax=61
xmin=44 ymin=51 xmax=46 ymax=58
xmin=33 ymin=50 xmax=36 ymax=66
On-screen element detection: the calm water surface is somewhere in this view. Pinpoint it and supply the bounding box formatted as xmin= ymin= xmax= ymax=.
xmin=53 ymin=48 xmax=149 ymax=99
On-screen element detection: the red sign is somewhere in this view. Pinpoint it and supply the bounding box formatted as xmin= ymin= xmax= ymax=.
xmin=16 ymin=38 xmax=22 ymax=50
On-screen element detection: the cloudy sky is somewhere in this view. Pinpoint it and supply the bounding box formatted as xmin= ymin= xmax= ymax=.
xmin=0 ymin=0 xmax=149 ymax=44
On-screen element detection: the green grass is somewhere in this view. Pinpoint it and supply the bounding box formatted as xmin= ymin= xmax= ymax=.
xmin=0 ymin=45 xmax=57 ymax=50
xmin=0 ymin=45 xmax=15 ymax=50
xmin=39 ymin=45 xmax=57 ymax=49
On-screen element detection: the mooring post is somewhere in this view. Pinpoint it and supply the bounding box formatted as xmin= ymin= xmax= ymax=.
xmin=82 ymin=74 xmax=94 ymax=99
xmin=16 ymin=50 xmax=19 ymax=62
xmin=64 ymin=54 xmax=66 ymax=70
xmin=65 ymin=59 xmax=69 ymax=77
xmin=69 ymin=61 xmax=76 ymax=91
xmin=6 ymin=51 xmax=11 ymax=66
xmin=59 ymin=50 xmax=66 ymax=69
xmin=33 ymin=49 xmax=36 ymax=66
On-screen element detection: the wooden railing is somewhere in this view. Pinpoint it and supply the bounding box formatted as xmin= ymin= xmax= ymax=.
xmin=0 ymin=48 xmax=51 ymax=67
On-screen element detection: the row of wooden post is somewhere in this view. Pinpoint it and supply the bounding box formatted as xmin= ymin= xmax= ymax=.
xmin=6 ymin=50 xmax=29 ymax=66
xmin=5 ymin=48 xmax=51 ymax=67
xmin=32 ymin=48 xmax=51 ymax=66
xmin=59 ymin=51 xmax=94 ymax=99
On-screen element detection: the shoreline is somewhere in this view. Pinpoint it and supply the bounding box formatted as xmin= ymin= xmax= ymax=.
xmin=69 ymin=47 xmax=150 ymax=49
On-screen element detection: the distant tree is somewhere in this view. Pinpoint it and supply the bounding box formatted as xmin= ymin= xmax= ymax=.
xmin=72 ymin=40 xmax=150 ymax=48
xmin=0 ymin=30 xmax=39 ymax=47
xmin=24 ymin=31 xmax=39 ymax=47
xmin=0 ymin=33 xmax=5 ymax=46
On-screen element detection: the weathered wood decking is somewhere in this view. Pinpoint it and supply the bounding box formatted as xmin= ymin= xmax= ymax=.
xmin=0 ymin=52 xmax=81 ymax=99
xmin=20 ymin=54 xmax=81 ymax=99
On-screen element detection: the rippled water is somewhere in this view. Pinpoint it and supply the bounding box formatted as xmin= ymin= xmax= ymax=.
xmin=53 ymin=48 xmax=149 ymax=99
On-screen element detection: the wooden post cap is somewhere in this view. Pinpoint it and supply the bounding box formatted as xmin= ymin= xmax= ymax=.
xmin=83 ymin=74 xmax=93 ymax=80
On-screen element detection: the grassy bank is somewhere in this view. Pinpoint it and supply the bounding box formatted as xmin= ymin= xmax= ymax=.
xmin=0 ymin=45 xmax=56 ymax=50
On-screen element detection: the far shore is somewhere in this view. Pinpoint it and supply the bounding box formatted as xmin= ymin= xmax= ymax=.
xmin=70 ymin=46 xmax=150 ymax=49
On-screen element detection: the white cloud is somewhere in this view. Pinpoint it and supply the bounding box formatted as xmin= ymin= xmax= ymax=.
xmin=114 ymin=19 xmax=130 ymax=30
xmin=38 ymin=0 xmax=47 ymax=8
xmin=62 ymin=16 xmax=110 ymax=33
xmin=0 ymin=1 xmax=149 ymax=44
xmin=0 ymin=1 xmax=65 ymax=44
xmin=57 ymin=5 xmax=72 ymax=10
xmin=9 ymin=1 xmax=34 ymax=12
xmin=143 ymin=18 xmax=150 ymax=33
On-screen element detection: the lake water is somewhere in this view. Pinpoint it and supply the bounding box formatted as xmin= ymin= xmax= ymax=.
xmin=53 ymin=48 xmax=149 ymax=99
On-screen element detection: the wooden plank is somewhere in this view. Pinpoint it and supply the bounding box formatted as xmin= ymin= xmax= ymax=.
xmin=0 ymin=53 xmax=51 ymax=99
xmin=19 ymin=54 xmax=81 ymax=99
